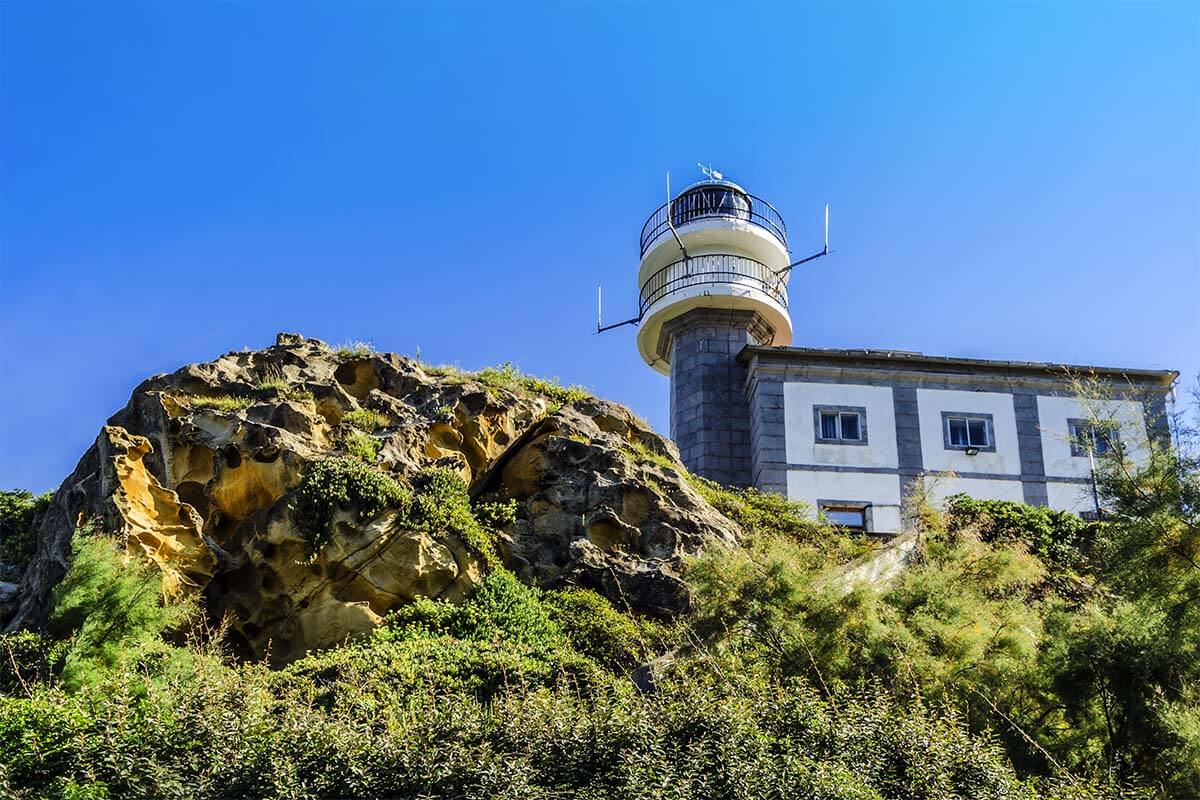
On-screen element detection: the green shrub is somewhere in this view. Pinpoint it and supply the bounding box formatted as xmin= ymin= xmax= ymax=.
xmin=946 ymin=494 xmax=1096 ymax=594
xmin=293 ymin=462 xmax=510 ymax=564
xmin=408 ymin=468 xmax=504 ymax=565
xmin=341 ymin=408 xmax=389 ymax=432
xmin=690 ymin=474 xmax=832 ymax=546
xmin=472 ymin=495 xmax=519 ymax=532
xmin=47 ymin=533 xmax=193 ymax=690
xmin=544 ymin=588 xmax=669 ymax=672
xmin=293 ymin=458 xmax=411 ymax=553
xmin=0 ymin=658 xmax=1093 ymax=799
xmin=380 ymin=570 xmax=566 ymax=653
xmin=0 ymin=488 xmax=52 ymax=566
xmin=339 ymin=428 xmax=380 ymax=462
xmin=0 ymin=631 xmax=63 ymax=695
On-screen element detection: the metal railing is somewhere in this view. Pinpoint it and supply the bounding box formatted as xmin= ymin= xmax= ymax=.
xmin=639 ymin=254 xmax=788 ymax=316
xmin=639 ymin=191 xmax=787 ymax=257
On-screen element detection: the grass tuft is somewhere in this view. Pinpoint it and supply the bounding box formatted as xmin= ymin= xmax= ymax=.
xmin=187 ymin=395 xmax=252 ymax=413
xmin=334 ymin=340 xmax=375 ymax=360
xmin=342 ymin=408 xmax=389 ymax=432
xmin=253 ymin=365 xmax=289 ymax=392
xmin=425 ymin=361 xmax=592 ymax=405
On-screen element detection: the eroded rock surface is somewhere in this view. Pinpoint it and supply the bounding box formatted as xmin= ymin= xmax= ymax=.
xmin=5 ymin=334 xmax=740 ymax=662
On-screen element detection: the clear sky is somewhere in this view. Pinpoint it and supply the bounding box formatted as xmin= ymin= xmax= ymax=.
xmin=1 ymin=2 xmax=1197 ymax=492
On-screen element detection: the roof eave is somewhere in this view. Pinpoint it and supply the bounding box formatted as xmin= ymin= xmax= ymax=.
xmin=736 ymin=344 xmax=1179 ymax=387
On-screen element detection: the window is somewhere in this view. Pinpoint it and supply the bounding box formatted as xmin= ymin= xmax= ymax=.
xmin=820 ymin=411 xmax=860 ymax=440
xmin=941 ymin=412 xmax=995 ymax=451
xmin=814 ymin=406 xmax=867 ymax=444
xmin=819 ymin=502 xmax=869 ymax=532
xmin=1069 ymin=419 xmax=1119 ymax=457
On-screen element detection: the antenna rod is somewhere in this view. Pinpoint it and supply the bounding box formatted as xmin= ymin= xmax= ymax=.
xmin=597 ymin=285 xmax=602 ymax=332
xmin=665 ymin=170 xmax=689 ymax=259
xmin=774 ymin=204 xmax=834 ymax=277
xmin=824 ymin=203 xmax=829 ymax=255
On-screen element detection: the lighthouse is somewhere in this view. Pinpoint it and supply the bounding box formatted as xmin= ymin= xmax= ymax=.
xmin=607 ymin=169 xmax=1173 ymax=526
xmin=634 ymin=172 xmax=795 ymax=486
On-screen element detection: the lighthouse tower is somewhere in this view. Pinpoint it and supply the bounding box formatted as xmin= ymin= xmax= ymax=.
xmin=635 ymin=174 xmax=793 ymax=486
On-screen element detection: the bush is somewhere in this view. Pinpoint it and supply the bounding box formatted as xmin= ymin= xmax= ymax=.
xmin=0 ymin=488 xmax=52 ymax=566
xmin=293 ymin=458 xmax=411 ymax=553
xmin=0 ymin=657 xmax=1090 ymax=800
xmin=47 ymin=533 xmax=193 ymax=690
xmin=690 ymin=476 xmax=831 ymax=545
xmin=0 ymin=631 xmax=63 ymax=695
xmin=544 ymin=588 xmax=668 ymax=672
xmin=341 ymin=408 xmax=388 ymax=432
xmin=408 ymin=468 xmax=507 ymax=565
xmin=338 ymin=428 xmax=380 ymax=462
xmin=293 ymin=462 xmax=511 ymax=564
xmin=380 ymin=570 xmax=564 ymax=652
xmin=946 ymin=494 xmax=1096 ymax=594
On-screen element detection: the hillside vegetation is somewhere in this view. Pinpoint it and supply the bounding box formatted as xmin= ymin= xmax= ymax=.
xmin=0 ymin=344 xmax=1197 ymax=799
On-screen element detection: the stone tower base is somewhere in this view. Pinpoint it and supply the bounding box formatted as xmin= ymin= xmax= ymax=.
xmin=657 ymin=308 xmax=775 ymax=486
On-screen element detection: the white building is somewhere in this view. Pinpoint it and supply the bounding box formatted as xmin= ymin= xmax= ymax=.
xmin=628 ymin=174 xmax=1176 ymax=534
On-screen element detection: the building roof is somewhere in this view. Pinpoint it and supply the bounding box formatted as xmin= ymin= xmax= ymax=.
xmin=737 ymin=345 xmax=1178 ymax=387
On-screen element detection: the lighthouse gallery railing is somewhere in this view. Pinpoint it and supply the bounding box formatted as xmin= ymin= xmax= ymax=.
xmin=639 ymin=193 xmax=788 ymax=257
xmin=639 ymin=254 xmax=788 ymax=317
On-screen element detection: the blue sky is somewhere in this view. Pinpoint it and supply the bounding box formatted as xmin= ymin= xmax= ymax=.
xmin=2 ymin=2 xmax=1197 ymax=492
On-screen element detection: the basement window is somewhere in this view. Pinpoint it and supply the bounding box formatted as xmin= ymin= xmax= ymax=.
xmin=814 ymin=406 xmax=867 ymax=445
xmin=1069 ymin=419 xmax=1118 ymax=457
xmin=819 ymin=501 xmax=870 ymax=533
xmin=942 ymin=412 xmax=995 ymax=452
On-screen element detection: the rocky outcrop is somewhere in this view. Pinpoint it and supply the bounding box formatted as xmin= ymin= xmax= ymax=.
xmin=5 ymin=334 xmax=740 ymax=662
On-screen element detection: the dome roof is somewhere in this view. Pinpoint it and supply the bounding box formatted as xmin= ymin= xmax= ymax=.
xmin=677 ymin=177 xmax=749 ymax=197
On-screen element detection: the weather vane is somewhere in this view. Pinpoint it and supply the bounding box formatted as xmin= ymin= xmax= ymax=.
xmin=698 ymin=162 xmax=723 ymax=181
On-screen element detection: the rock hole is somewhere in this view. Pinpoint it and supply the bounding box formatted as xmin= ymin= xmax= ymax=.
xmin=259 ymin=542 xmax=277 ymax=559
xmin=176 ymin=481 xmax=210 ymax=520
xmin=586 ymin=519 xmax=625 ymax=553
xmin=222 ymin=445 xmax=242 ymax=469
xmin=226 ymin=562 xmax=257 ymax=594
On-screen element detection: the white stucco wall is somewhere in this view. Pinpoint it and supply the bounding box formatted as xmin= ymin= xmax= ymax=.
xmin=1045 ymin=481 xmax=1101 ymax=515
xmin=786 ymin=470 xmax=904 ymax=534
xmin=783 ymin=383 xmax=898 ymax=468
xmin=1036 ymin=395 xmax=1149 ymax=480
xmin=925 ymin=476 xmax=1026 ymax=507
xmin=916 ymin=389 xmax=1021 ymax=475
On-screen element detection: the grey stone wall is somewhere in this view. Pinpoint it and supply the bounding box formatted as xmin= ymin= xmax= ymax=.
xmin=746 ymin=369 xmax=788 ymax=495
xmin=892 ymin=386 xmax=924 ymax=525
xmin=1012 ymin=391 xmax=1050 ymax=506
xmin=661 ymin=308 xmax=773 ymax=486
